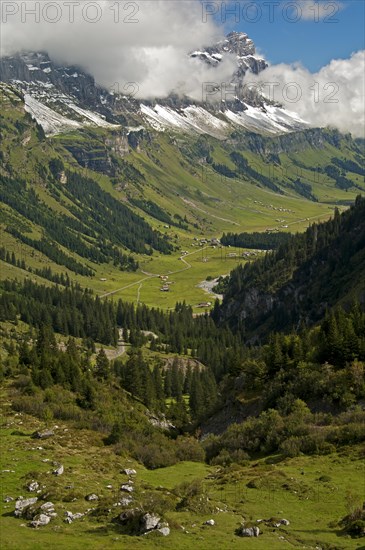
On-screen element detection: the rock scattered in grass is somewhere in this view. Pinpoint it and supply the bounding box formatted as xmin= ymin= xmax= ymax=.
xmin=116 ymin=509 xmax=169 ymax=536
xmin=121 ymin=484 xmax=133 ymax=493
xmin=27 ymin=481 xmax=39 ymax=492
xmin=239 ymin=526 xmax=260 ymax=537
xmin=64 ymin=511 xmax=85 ymax=523
xmin=32 ymin=430 xmax=54 ymax=440
xmin=30 ymin=513 xmax=51 ymax=528
xmin=40 ymin=502 xmax=55 ymax=515
xmin=85 ymin=493 xmax=98 ymax=501
xmin=123 ymin=468 xmax=137 ymax=476
xmin=142 ymin=513 xmax=160 ymax=531
xmin=53 ymin=465 xmax=64 ymax=476
xmin=14 ymin=497 xmax=38 ymax=517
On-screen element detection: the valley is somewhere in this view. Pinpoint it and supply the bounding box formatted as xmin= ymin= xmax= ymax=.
xmin=1 ymin=83 xmax=363 ymax=311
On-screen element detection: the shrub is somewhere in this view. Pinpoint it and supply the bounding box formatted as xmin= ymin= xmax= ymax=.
xmin=139 ymin=490 xmax=177 ymax=515
xmin=318 ymin=475 xmax=332 ymax=482
xmin=134 ymin=441 xmax=176 ymax=469
xmin=346 ymin=519 xmax=365 ymax=537
xmin=280 ymin=437 xmax=302 ymax=458
xmin=211 ymin=449 xmax=233 ymax=467
xmin=175 ymin=436 xmax=205 ymax=462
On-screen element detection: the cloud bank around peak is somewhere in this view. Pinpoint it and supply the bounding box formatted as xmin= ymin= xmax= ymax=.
xmin=1 ymin=0 xmax=235 ymax=100
xmin=243 ymin=50 xmax=365 ymax=138
xmin=1 ymin=0 xmax=363 ymax=137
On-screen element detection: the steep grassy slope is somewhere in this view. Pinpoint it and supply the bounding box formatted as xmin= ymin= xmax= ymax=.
xmin=220 ymin=196 xmax=365 ymax=339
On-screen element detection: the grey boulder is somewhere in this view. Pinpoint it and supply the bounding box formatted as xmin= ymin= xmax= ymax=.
xmin=142 ymin=513 xmax=160 ymax=531
xmin=27 ymin=482 xmax=39 ymax=492
xmin=240 ymin=526 xmax=260 ymax=537
xmin=157 ymin=527 xmax=170 ymax=536
xmin=14 ymin=497 xmax=38 ymax=517
xmin=30 ymin=514 xmax=50 ymax=528
xmin=32 ymin=430 xmax=54 ymax=439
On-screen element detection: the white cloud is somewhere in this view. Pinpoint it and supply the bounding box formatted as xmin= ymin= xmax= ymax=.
xmin=0 ymin=0 xmax=235 ymax=99
xmin=243 ymin=50 xmax=365 ymax=138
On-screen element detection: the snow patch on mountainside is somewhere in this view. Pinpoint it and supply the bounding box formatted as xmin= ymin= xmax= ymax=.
xmin=141 ymin=102 xmax=308 ymax=137
xmin=223 ymin=104 xmax=309 ymax=135
xmin=24 ymin=94 xmax=119 ymax=136
xmin=141 ymin=104 xmax=229 ymax=137
xmin=63 ymin=102 xmax=119 ymax=129
xmin=24 ymin=94 xmax=82 ymax=135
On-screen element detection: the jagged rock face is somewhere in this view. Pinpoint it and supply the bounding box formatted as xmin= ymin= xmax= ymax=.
xmin=0 ymin=51 xmax=136 ymax=127
xmin=191 ymin=31 xmax=268 ymax=78
xmin=0 ymin=52 xmax=101 ymax=105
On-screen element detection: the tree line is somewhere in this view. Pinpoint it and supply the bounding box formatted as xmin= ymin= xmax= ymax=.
xmin=221 ymin=231 xmax=292 ymax=250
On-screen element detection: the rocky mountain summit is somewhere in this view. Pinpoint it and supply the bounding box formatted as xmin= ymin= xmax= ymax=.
xmin=191 ymin=31 xmax=267 ymax=78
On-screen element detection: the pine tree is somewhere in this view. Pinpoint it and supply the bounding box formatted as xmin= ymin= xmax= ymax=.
xmin=164 ymin=368 xmax=172 ymax=398
xmin=189 ymin=371 xmax=204 ymax=420
xmin=171 ymin=358 xmax=183 ymax=399
xmin=95 ymin=348 xmax=109 ymax=380
xmin=153 ymin=366 xmax=164 ymax=403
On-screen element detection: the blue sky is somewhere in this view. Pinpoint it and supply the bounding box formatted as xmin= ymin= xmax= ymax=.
xmin=216 ymin=0 xmax=365 ymax=71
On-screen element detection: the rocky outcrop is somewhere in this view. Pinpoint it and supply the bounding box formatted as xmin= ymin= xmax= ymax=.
xmin=146 ymin=412 xmax=176 ymax=431
xmin=14 ymin=497 xmax=38 ymax=517
xmin=14 ymin=498 xmax=56 ymax=527
xmin=158 ymin=526 xmax=170 ymax=536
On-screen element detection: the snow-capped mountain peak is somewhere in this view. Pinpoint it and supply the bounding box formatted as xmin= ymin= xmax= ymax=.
xmin=190 ymin=31 xmax=267 ymax=77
